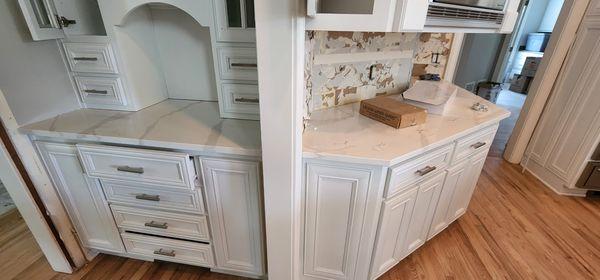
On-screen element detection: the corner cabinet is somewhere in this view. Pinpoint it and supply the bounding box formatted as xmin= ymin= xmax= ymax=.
xmin=305 ymin=0 xmax=519 ymax=33
xmin=302 ymin=160 xmax=386 ymax=280
xmin=200 ymin=158 xmax=265 ymax=277
xmin=35 ymin=142 xmax=124 ymax=255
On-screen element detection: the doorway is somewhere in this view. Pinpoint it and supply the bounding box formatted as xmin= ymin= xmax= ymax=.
xmin=452 ymin=0 xmax=565 ymax=156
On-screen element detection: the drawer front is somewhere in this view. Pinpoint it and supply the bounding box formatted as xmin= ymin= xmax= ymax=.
xmin=452 ymin=126 xmax=497 ymax=164
xmin=112 ymin=205 xmax=210 ymax=242
xmin=64 ymin=42 xmax=118 ymax=74
xmin=386 ymin=144 xmax=453 ymax=198
xmin=220 ymin=83 xmax=260 ymax=116
xmin=122 ymin=232 xmax=214 ymax=267
xmin=77 ymin=145 xmax=196 ymax=190
xmin=217 ymin=47 xmax=258 ymax=81
xmin=102 ymin=180 xmax=205 ymax=214
xmin=75 ymin=76 xmax=127 ymax=107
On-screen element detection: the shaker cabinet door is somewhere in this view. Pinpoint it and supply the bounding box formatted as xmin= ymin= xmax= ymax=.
xmin=35 ymin=141 xmax=124 ymax=253
xmin=201 ymin=158 xmax=264 ymax=277
xmin=446 ymin=151 xmax=487 ymax=223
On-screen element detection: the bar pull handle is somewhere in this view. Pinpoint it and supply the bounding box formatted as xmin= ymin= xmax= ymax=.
xmin=73 ymin=57 xmax=98 ymax=61
xmin=116 ymin=165 xmax=144 ymax=174
xmin=135 ymin=194 xmax=160 ymax=201
xmin=416 ymin=165 xmax=436 ymax=176
xmin=144 ymin=221 xmax=168 ymax=229
xmin=234 ymin=97 xmax=259 ymax=104
xmin=153 ymin=249 xmax=175 ymax=257
xmin=230 ymin=62 xmax=257 ymax=68
xmin=84 ymin=89 xmax=108 ymax=95
xmin=471 ymin=142 xmax=486 ymax=149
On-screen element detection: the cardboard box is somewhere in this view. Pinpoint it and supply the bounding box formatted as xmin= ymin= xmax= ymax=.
xmin=520 ymin=68 xmax=537 ymax=77
xmin=359 ymin=96 xmax=427 ymax=129
xmin=523 ymin=57 xmax=542 ymax=71
xmin=509 ymin=74 xmax=531 ymax=93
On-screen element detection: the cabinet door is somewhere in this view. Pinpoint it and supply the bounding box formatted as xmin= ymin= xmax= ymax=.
xmin=370 ymin=187 xmax=418 ymax=280
xmin=401 ymin=172 xmax=445 ymax=256
xmin=306 ymin=0 xmax=397 ymax=32
xmin=446 ymin=151 xmax=487 ymax=223
xmin=18 ymin=0 xmax=65 ymax=40
xmin=35 ymin=142 xmax=124 ymax=253
xmin=303 ymin=162 xmax=384 ymax=280
xmin=214 ymin=0 xmax=256 ymax=42
xmin=201 ymin=158 xmax=264 ymax=277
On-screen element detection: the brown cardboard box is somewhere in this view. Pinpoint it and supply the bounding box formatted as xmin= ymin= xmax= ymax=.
xmin=509 ymin=74 xmax=532 ymax=94
xmin=359 ymin=96 xmax=427 ymax=129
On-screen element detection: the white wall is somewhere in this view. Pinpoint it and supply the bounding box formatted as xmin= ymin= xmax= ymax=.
xmin=539 ymin=0 xmax=565 ymax=32
xmin=0 ymin=0 xmax=80 ymax=126
xmin=518 ymin=0 xmax=550 ymax=47
xmin=453 ymin=33 xmax=504 ymax=89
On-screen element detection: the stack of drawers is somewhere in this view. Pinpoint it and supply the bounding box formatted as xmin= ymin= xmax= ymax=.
xmin=62 ymin=37 xmax=128 ymax=110
xmin=77 ymin=144 xmax=215 ymax=267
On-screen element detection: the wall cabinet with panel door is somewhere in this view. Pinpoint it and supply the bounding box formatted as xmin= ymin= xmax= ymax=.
xmin=305 ymin=0 xmax=520 ymax=33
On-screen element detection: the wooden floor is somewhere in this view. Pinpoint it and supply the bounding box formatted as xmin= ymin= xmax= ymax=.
xmin=1 ymin=152 xmax=599 ymax=279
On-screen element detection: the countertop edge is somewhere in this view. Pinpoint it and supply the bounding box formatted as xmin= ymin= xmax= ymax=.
xmin=302 ymin=111 xmax=510 ymax=167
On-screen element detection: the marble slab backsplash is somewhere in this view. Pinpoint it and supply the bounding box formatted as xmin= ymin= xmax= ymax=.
xmin=304 ymin=31 xmax=454 ymax=120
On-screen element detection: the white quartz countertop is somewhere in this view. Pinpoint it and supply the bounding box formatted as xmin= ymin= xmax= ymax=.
xmin=21 ymin=100 xmax=262 ymax=157
xmin=303 ymin=89 xmax=511 ymax=166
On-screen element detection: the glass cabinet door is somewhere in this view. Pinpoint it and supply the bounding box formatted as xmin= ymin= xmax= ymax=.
xmin=215 ymin=0 xmax=256 ymax=42
xmin=306 ymin=0 xmax=401 ymax=32
xmin=18 ymin=0 xmax=65 ymax=40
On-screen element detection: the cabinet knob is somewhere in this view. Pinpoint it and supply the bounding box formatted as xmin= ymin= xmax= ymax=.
xmin=416 ymin=165 xmax=437 ymax=176
xmin=153 ymin=249 xmax=175 ymax=257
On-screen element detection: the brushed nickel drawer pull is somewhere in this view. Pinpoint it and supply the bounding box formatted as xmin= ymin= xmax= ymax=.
xmin=144 ymin=221 xmax=168 ymax=229
xmin=234 ymin=97 xmax=259 ymax=103
xmin=73 ymin=57 xmax=98 ymax=61
xmin=230 ymin=62 xmax=257 ymax=68
xmin=84 ymin=89 xmax=108 ymax=95
xmin=116 ymin=165 xmax=144 ymax=174
xmin=135 ymin=194 xmax=160 ymax=201
xmin=153 ymin=249 xmax=175 ymax=257
xmin=471 ymin=142 xmax=486 ymax=149
xmin=416 ymin=165 xmax=437 ymax=176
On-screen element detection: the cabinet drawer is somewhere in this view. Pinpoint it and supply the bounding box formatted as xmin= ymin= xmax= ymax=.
xmin=75 ymin=76 xmax=127 ymax=107
xmin=217 ymin=47 xmax=258 ymax=81
xmin=77 ymin=145 xmax=196 ymax=190
xmin=112 ymin=205 xmax=210 ymax=242
xmin=452 ymin=126 xmax=497 ymax=164
xmin=220 ymin=83 xmax=260 ymax=116
xmin=64 ymin=42 xmax=118 ymax=74
xmin=102 ymin=180 xmax=205 ymax=214
xmin=386 ymin=144 xmax=453 ymax=198
xmin=122 ymin=232 xmax=214 ymax=267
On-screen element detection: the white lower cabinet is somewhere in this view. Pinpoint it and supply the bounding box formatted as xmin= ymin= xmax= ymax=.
xmin=35 ymin=141 xmax=125 ymax=254
xmin=303 ymin=161 xmax=386 ymax=280
xmin=201 ymin=158 xmax=265 ymax=277
xmin=444 ymin=151 xmax=487 ymax=224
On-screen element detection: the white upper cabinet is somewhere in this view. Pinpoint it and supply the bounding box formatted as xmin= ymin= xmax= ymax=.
xmin=306 ymin=0 xmax=520 ymax=33
xmin=19 ymin=0 xmax=106 ymax=41
xmin=214 ymin=0 xmax=256 ymax=42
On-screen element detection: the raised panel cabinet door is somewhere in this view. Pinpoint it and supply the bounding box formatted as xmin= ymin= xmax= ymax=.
xmin=303 ymin=162 xmax=383 ymax=280
xmin=369 ymin=186 xmax=418 ymax=280
xmin=306 ymin=0 xmax=398 ymax=32
xmin=201 ymin=158 xmax=264 ymax=277
xmin=446 ymin=151 xmax=487 ymax=223
xmin=401 ymin=172 xmax=445 ymax=257
xmin=214 ymin=0 xmax=256 ymax=42
xmin=35 ymin=141 xmax=124 ymax=253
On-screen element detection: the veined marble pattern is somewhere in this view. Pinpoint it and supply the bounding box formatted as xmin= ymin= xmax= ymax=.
xmin=21 ymin=100 xmax=262 ymax=157
xmin=303 ymin=89 xmax=511 ymax=166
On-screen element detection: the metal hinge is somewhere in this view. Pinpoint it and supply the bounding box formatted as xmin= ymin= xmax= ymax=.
xmin=56 ymin=15 xmax=76 ymax=28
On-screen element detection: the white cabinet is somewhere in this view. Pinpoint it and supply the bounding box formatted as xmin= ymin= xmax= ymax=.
xmin=214 ymin=0 xmax=256 ymax=42
xmin=369 ymin=187 xmax=417 ymax=279
xmin=35 ymin=141 xmax=124 ymax=254
xmin=201 ymin=158 xmax=265 ymax=277
xmin=303 ymin=161 xmax=385 ymax=280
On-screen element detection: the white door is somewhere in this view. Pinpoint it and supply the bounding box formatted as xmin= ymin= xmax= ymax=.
xmin=18 ymin=0 xmax=65 ymax=40
xmin=369 ymin=186 xmax=418 ymax=280
xmin=306 ymin=0 xmax=399 ymax=32
xmin=303 ymin=162 xmax=384 ymax=280
xmin=401 ymin=172 xmax=445 ymax=257
xmin=201 ymin=158 xmax=264 ymax=277
xmin=35 ymin=141 xmax=124 ymax=254
xmin=446 ymin=151 xmax=487 ymax=223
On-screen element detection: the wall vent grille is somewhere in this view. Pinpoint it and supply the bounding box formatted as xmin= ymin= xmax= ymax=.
xmin=427 ymin=4 xmax=504 ymax=24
